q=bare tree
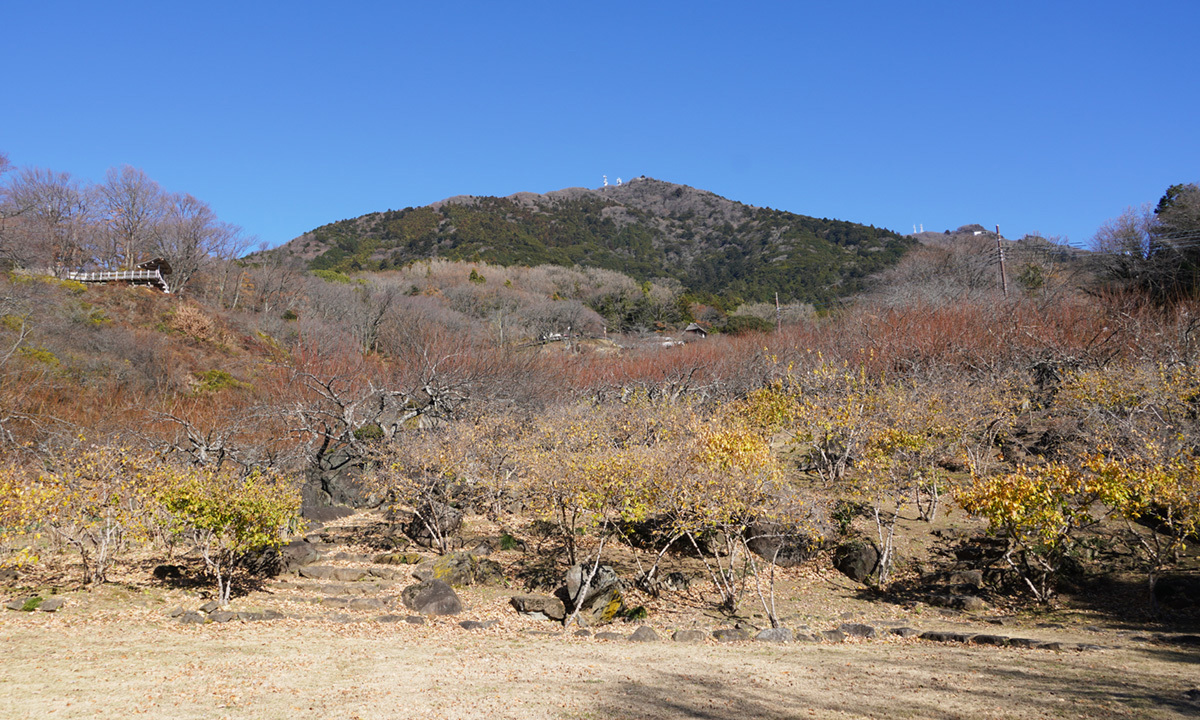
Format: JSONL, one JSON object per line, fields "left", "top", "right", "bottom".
{"left": 240, "top": 252, "right": 305, "bottom": 314}
{"left": 95, "top": 165, "right": 165, "bottom": 270}
{"left": 154, "top": 192, "right": 248, "bottom": 294}
{"left": 4, "top": 167, "right": 92, "bottom": 272}
{"left": 0, "top": 153, "right": 31, "bottom": 269}
{"left": 1093, "top": 186, "right": 1200, "bottom": 300}
{"left": 307, "top": 278, "right": 400, "bottom": 353}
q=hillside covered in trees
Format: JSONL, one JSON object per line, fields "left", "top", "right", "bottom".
{"left": 275, "top": 178, "right": 916, "bottom": 308}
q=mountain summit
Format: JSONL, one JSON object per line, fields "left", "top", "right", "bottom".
{"left": 277, "top": 178, "right": 914, "bottom": 306}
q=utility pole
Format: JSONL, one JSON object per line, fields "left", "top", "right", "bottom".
{"left": 775, "top": 292, "right": 782, "bottom": 332}
{"left": 997, "top": 224, "right": 1008, "bottom": 297}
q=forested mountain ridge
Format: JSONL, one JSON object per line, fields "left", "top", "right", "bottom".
{"left": 276, "top": 178, "right": 916, "bottom": 307}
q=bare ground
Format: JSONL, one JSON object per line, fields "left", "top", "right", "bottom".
{"left": 2, "top": 611, "right": 1198, "bottom": 720}
{"left": 4, "top": 509, "right": 1199, "bottom": 719}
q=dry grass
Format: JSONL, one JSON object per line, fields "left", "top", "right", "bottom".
{"left": 2, "top": 614, "right": 1197, "bottom": 720}
{"left": 4, "top": 508, "right": 1199, "bottom": 719}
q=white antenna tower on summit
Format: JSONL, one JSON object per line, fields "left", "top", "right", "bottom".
{"left": 603, "top": 175, "right": 608, "bottom": 187}
{"left": 616, "top": 177, "right": 622, "bottom": 186}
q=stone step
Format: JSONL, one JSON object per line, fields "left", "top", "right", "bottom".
{"left": 269, "top": 579, "right": 398, "bottom": 596}
{"left": 295, "top": 565, "right": 411, "bottom": 582}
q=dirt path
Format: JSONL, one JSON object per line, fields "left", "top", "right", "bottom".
{"left": 3, "top": 616, "right": 1196, "bottom": 720}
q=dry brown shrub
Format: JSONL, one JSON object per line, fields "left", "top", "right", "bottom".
{"left": 167, "top": 303, "right": 225, "bottom": 344}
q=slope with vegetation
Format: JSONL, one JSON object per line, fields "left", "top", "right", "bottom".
{"left": 1, "top": 149, "right": 1199, "bottom": 633}
{"left": 277, "top": 177, "right": 916, "bottom": 308}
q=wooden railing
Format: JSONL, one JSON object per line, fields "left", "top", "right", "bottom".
{"left": 66, "top": 269, "right": 169, "bottom": 292}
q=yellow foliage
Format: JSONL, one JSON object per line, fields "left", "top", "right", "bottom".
{"left": 959, "top": 463, "right": 1104, "bottom": 549}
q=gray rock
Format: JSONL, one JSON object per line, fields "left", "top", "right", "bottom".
{"left": 38, "top": 598, "right": 64, "bottom": 612}
{"left": 377, "top": 535, "right": 411, "bottom": 551}
{"left": 713, "top": 628, "right": 751, "bottom": 642}
{"left": 565, "top": 564, "right": 624, "bottom": 627}
{"left": 565, "top": 564, "right": 620, "bottom": 607}
{"left": 348, "top": 598, "right": 385, "bottom": 611}
{"left": 459, "top": 619, "right": 500, "bottom": 630}
{"left": 167, "top": 606, "right": 185, "bottom": 618}
{"left": 301, "top": 503, "right": 357, "bottom": 523}
{"left": 376, "top": 614, "right": 408, "bottom": 623}
{"left": 629, "top": 626, "right": 660, "bottom": 642}
{"left": 839, "top": 623, "right": 877, "bottom": 638}
{"left": 820, "top": 629, "right": 847, "bottom": 643}
{"left": 970, "top": 634, "right": 1010, "bottom": 646}
{"left": 320, "top": 597, "right": 352, "bottom": 608}
{"left": 957, "top": 595, "right": 989, "bottom": 612}
{"left": 510, "top": 594, "right": 566, "bottom": 621}
{"left": 152, "top": 564, "right": 185, "bottom": 581}
{"left": 209, "top": 610, "right": 237, "bottom": 623}
{"left": 298, "top": 566, "right": 367, "bottom": 582}
{"left": 374, "top": 552, "right": 422, "bottom": 565}
{"left": 755, "top": 627, "right": 794, "bottom": 643}
{"left": 793, "top": 632, "right": 822, "bottom": 642}
{"left": 920, "top": 631, "right": 973, "bottom": 643}
{"left": 413, "top": 553, "right": 505, "bottom": 587}
{"left": 889, "top": 627, "right": 921, "bottom": 638}
{"left": 573, "top": 585, "right": 625, "bottom": 627}
{"left": 400, "top": 579, "right": 462, "bottom": 615}
{"left": 280, "top": 539, "right": 322, "bottom": 572}
{"left": 5, "top": 596, "right": 39, "bottom": 611}
{"left": 406, "top": 501, "right": 463, "bottom": 548}
{"left": 302, "top": 446, "right": 376, "bottom": 511}
{"left": 199, "top": 601, "right": 221, "bottom": 613}
{"left": 368, "top": 567, "right": 407, "bottom": 580}
{"left": 947, "top": 569, "right": 984, "bottom": 588}
{"left": 673, "top": 629, "right": 708, "bottom": 643}
{"left": 746, "top": 520, "right": 821, "bottom": 567}
{"left": 1155, "top": 575, "right": 1200, "bottom": 611}
{"left": 1007, "top": 637, "right": 1040, "bottom": 648}
{"left": 178, "top": 611, "right": 207, "bottom": 624}
{"left": 574, "top": 629, "right": 592, "bottom": 637}
{"left": 833, "top": 541, "right": 880, "bottom": 583}
{"left": 594, "top": 631, "right": 626, "bottom": 641}
{"left": 930, "top": 593, "right": 989, "bottom": 612}
{"left": 404, "top": 615, "right": 426, "bottom": 625}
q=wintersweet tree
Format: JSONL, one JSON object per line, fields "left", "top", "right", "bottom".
{"left": 19, "top": 445, "right": 158, "bottom": 585}
{"left": 1086, "top": 453, "right": 1200, "bottom": 611}
{"left": 958, "top": 462, "right": 1109, "bottom": 601}
{"left": 662, "top": 417, "right": 796, "bottom": 619}
{"left": 157, "top": 466, "right": 303, "bottom": 605}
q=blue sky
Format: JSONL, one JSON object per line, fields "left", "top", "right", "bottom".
{"left": 3, "top": 1, "right": 1197, "bottom": 250}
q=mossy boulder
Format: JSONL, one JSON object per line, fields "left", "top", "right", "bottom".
{"left": 413, "top": 552, "right": 505, "bottom": 588}
{"left": 564, "top": 564, "right": 625, "bottom": 627}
